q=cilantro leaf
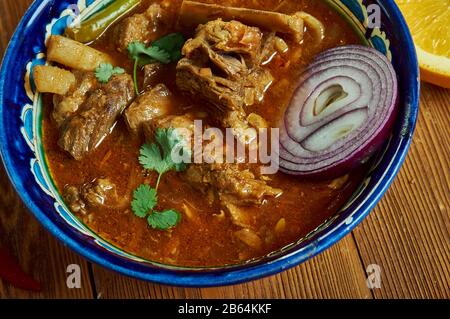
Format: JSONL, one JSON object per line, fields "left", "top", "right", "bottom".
{"left": 131, "top": 184, "right": 157, "bottom": 218}
{"left": 128, "top": 42, "right": 171, "bottom": 65}
{"left": 152, "top": 33, "right": 185, "bottom": 61}
{"left": 139, "top": 143, "right": 172, "bottom": 175}
{"left": 155, "top": 128, "right": 189, "bottom": 172}
{"left": 132, "top": 128, "right": 189, "bottom": 231}
{"left": 127, "top": 34, "right": 186, "bottom": 95}
{"left": 147, "top": 209, "right": 182, "bottom": 230}
{"left": 95, "top": 63, "right": 125, "bottom": 83}
{"left": 139, "top": 128, "right": 189, "bottom": 175}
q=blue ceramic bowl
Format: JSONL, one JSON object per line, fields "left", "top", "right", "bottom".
{"left": 0, "top": 0, "right": 419, "bottom": 287}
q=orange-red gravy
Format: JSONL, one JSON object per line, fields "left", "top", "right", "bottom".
{"left": 42, "top": 0, "right": 364, "bottom": 267}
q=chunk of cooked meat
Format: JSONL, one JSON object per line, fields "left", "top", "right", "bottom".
{"left": 176, "top": 19, "right": 273, "bottom": 131}
{"left": 222, "top": 110, "right": 249, "bottom": 131}
{"left": 177, "top": 59, "right": 244, "bottom": 111}
{"left": 143, "top": 63, "right": 165, "bottom": 88}
{"left": 81, "top": 178, "right": 116, "bottom": 207}
{"left": 124, "top": 84, "right": 173, "bottom": 135}
{"left": 113, "top": 3, "right": 167, "bottom": 53}
{"left": 247, "top": 112, "right": 268, "bottom": 129}
{"left": 64, "top": 185, "right": 87, "bottom": 215}
{"left": 146, "top": 114, "right": 282, "bottom": 207}
{"left": 243, "top": 67, "right": 274, "bottom": 106}
{"left": 59, "top": 74, "right": 135, "bottom": 160}
{"left": 213, "top": 109, "right": 267, "bottom": 146}
{"left": 257, "top": 33, "right": 289, "bottom": 66}
{"left": 219, "top": 109, "right": 255, "bottom": 146}
{"left": 191, "top": 19, "right": 263, "bottom": 63}
{"left": 179, "top": 1, "right": 304, "bottom": 42}
{"left": 52, "top": 71, "right": 98, "bottom": 127}
{"left": 184, "top": 163, "right": 282, "bottom": 206}
{"left": 64, "top": 178, "right": 122, "bottom": 214}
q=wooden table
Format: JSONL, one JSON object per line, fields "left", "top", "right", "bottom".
{"left": 0, "top": 0, "right": 448, "bottom": 299}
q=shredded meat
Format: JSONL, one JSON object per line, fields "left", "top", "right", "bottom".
{"left": 176, "top": 19, "right": 273, "bottom": 138}
{"left": 124, "top": 84, "right": 173, "bottom": 135}
{"left": 52, "top": 71, "right": 98, "bottom": 127}
{"left": 113, "top": 3, "right": 168, "bottom": 53}
{"left": 177, "top": 59, "right": 244, "bottom": 111}
{"left": 243, "top": 67, "right": 274, "bottom": 106}
{"left": 192, "top": 19, "right": 263, "bottom": 64}
{"left": 81, "top": 178, "right": 117, "bottom": 207}
{"left": 184, "top": 163, "right": 282, "bottom": 206}
{"left": 177, "top": 19, "right": 273, "bottom": 109}
{"left": 64, "top": 178, "right": 117, "bottom": 215}
{"left": 143, "top": 63, "right": 165, "bottom": 88}
{"left": 64, "top": 185, "right": 87, "bottom": 215}
{"left": 59, "top": 74, "right": 135, "bottom": 160}
{"left": 143, "top": 113, "right": 281, "bottom": 206}
{"left": 234, "top": 228, "right": 263, "bottom": 250}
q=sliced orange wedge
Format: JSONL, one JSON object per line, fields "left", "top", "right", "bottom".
{"left": 396, "top": 0, "right": 450, "bottom": 88}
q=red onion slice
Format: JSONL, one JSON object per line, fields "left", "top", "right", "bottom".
{"left": 279, "top": 45, "right": 398, "bottom": 177}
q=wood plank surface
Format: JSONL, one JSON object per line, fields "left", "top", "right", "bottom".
{"left": 0, "top": 0, "right": 448, "bottom": 299}
{"left": 90, "top": 235, "right": 372, "bottom": 299}
{"left": 352, "top": 83, "right": 450, "bottom": 299}
{"left": 0, "top": 165, "right": 94, "bottom": 299}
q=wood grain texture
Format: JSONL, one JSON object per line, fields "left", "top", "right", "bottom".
{"left": 0, "top": 0, "right": 448, "bottom": 299}
{"left": 0, "top": 0, "right": 32, "bottom": 57}
{"left": 91, "top": 235, "right": 372, "bottom": 299}
{"left": 0, "top": 166, "right": 94, "bottom": 299}
{"left": 352, "top": 83, "right": 450, "bottom": 299}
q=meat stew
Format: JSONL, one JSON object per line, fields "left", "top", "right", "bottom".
{"left": 36, "top": 0, "right": 370, "bottom": 267}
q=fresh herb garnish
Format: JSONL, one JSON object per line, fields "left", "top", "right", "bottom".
{"left": 131, "top": 184, "right": 157, "bottom": 218}
{"left": 139, "top": 128, "right": 188, "bottom": 189}
{"left": 95, "top": 63, "right": 125, "bottom": 83}
{"left": 127, "top": 33, "right": 186, "bottom": 95}
{"left": 131, "top": 185, "right": 181, "bottom": 230}
{"left": 131, "top": 128, "right": 190, "bottom": 231}
{"left": 147, "top": 209, "right": 182, "bottom": 231}
{"left": 128, "top": 42, "right": 171, "bottom": 65}
{"left": 152, "top": 33, "right": 185, "bottom": 61}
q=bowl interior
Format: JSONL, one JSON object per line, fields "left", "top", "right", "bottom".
{"left": 0, "top": 0, "right": 419, "bottom": 286}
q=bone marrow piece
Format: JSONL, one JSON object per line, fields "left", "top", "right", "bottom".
{"left": 179, "top": 1, "right": 304, "bottom": 42}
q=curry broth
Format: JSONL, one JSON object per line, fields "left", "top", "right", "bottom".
{"left": 43, "top": 0, "right": 364, "bottom": 266}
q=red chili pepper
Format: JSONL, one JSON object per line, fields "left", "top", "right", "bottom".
{"left": 0, "top": 245, "right": 42, "bottom": 291}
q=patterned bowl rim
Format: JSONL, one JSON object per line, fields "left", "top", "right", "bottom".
{"left": 0, "top": 0, "right": 419, "bottom": 287}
